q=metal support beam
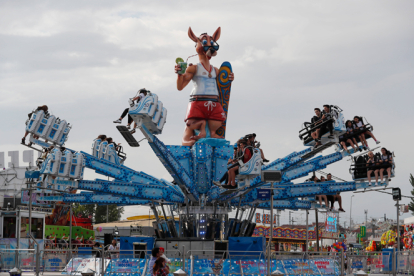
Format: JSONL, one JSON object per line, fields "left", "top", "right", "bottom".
{"left": 315, "top": 209, "right": 320, "bottom": 252}
{"left": 306, "top": 210, "right": 309, "bottom": 255}
{"left": 267, "top": 181, "right": 275, "bottom": 276}
{"left": 229, "top": 198, "right": 242, "bottom": 238}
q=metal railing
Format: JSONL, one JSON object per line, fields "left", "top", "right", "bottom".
{"left": 347, "top": 250, "right": 394, "bottom": 275}
{"left": 1, "top": 247, "right": 413, "bottom": 276}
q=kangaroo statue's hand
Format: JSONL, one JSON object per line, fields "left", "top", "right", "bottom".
{"left": 174, "top": 64, "right": 181, "bottom": 74}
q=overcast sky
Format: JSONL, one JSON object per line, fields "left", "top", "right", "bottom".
{"left": 0, "top": 1, "right": 413, "bottom": 226}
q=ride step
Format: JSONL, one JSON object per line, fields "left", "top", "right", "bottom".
{"left": 302, "top": 141, "right": 336, "bottom": 159}
{"left": 116, "top": 126, "right": 140, "bottom": 147}
{"left": 219, "top": 188, "right": 240, "bottom": 196}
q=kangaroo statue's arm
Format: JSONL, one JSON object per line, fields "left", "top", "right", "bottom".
{"left": 176, "top": 64, "right": 197, "bottom": 91}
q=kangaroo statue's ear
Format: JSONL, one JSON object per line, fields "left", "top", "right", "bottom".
{"left": 212, "top": 27, "right": 221, "bottom": 42}
{"left": 188, "top": 27, "right": 198, "bottom": 43}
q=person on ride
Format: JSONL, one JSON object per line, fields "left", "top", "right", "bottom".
{"left": 378, "top": 147, "right": 393, "bottom": 184}
{"left": 366, "top": 151, "right": 379, "bottom": 186}
{"left": 326, "top": 174, "right": 345, "bottom": 212}
{"left": 213, "top": 144, "right": 241, "bottom": 187}
{"left": 313, "top": 176, "right": 329, "bottom": 208}
{"left": 321, "top": 105, "right": 334, "bottom": 138}
{"left": 104, "top": 137, "right": 121, "bottom": 151}
{"left": 247, "top": 133, "right": 269, "bottom": 163}
{"left": 22, "top": 105, "right": 49, "bottom": 145}
{"left": 113, "top": 88, "right": 148, "bottom": 134}
{"left": 338, "top": 126, "right": 358, "bottom": 154}
{"left": 223, "top": 140, "right": 252, "bottom": 189}
{"left": 310, "top": 108, "right": 324, "bottom": 148}
{"left": 353, "top": 116, "right": 380, "bottom": 150}
{"left": 345, "top": 120, "right": 361, "bottom": 152}
{"left": 326, "top": 173, "right": 334, "bottom": 181}
{"left": 97, "top": 134, "right": 107, "bottom": 141}
{"left": 244, "top": 135, "right": 254, "bottom": 156}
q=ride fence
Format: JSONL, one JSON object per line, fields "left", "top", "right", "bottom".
{"left": 186, "top": 250, "right": 266, "bottom": 275}
{"left": 346, "top": 250, "right": 393, "bottom": 275}
{"left": 395, "top": 250, "right": 414, "bottom": 275}
{"left": 271, "top": 251, "right": 341, "bottom": 275}
{"left": 1, "top": 247, "right": 412, "bottom": 276}
{"left": 0, "top": 249, "right": 37, "bottom": 271}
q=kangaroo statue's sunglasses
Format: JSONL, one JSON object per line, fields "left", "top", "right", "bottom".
{"left": 197, "top": 38, "right": 220, "bottom": 52}
{"left": 203, "top": 43, "right": 219, "bottom": 52}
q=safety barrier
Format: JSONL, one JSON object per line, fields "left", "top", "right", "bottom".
{"left": 347, "top": 250, "right": 393, "bottom": 275}
{"left": 2, "top": 248, "right": 413, "bottom": 276}
{"left": 272, "top": 251, "right": 341, "bottom": 275}
{"left": 395, "top": 250, "right": 414, "bottom": 275}
{"left": 0, "top": 249, "right": 36, "bottom": 271}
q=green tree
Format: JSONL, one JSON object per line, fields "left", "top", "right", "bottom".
{"left": 72, "top": 203, "right": 124, "bottom": 224}
{"left": 95, "top": 205, "right": 124, "bottom": 224}
{"left": 73, "top": 203, "right": 95, "bottom": 219}
{"left": 409, "top": 174, "right": 414, "bottom": 215}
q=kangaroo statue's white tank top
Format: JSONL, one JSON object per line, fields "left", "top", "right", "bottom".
{"left": 190, "top": 63, "right": 219, "bottom": 97}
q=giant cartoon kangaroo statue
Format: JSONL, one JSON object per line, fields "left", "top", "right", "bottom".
{"left": 175, "top": 27, "right": 234, "bottom": 146}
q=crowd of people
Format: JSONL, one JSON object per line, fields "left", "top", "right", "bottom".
{"left": 309, "top": 173, "right": 345, "bottom": 212}
{"left": 309, "top": 105, "right": 380, "bottom": 153}
{"left": 213, "top": 133, "right": 268, "bottom": 190}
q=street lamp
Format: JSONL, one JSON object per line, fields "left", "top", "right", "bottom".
{"left": 349, "top": 195, "right": 355, "bottom": 230}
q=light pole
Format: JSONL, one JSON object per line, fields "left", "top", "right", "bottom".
{"left": 289, "top": 211, "right": 293, "bottom": 225}
{"left": 349, "top": 195, "right": 354, "bottom": 230}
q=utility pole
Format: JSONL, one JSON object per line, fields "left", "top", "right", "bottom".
{"left": 364, "top": 210, "right": 368, "bottom": 227}
{"left": 396, "top": 200, "right": 400, "bottom": 252}
{"left": 289, "top": 211, "right": 293, "bottom": 225}
{"left": 276, "top": 210, "right": 280, "bottom": 227}
{"left": 350, "top": 195, "right": 354, "bottom": 230}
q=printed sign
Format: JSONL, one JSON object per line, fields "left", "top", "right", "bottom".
{"left": 257, "top": 189, "right": 271, "bottom": 200}
{"left": 105, "top": 258, "right": 145, "bottom": 275}
{"left": 325, "top": 212, "right": 338, "bottom": 233}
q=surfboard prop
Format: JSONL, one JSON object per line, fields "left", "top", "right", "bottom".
{"left": 216, "top": 62, "right": 233, "bottom": 138}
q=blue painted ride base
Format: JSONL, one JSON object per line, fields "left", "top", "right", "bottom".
{"left": 197, "top": 138, "right": 230, "bottom": 147}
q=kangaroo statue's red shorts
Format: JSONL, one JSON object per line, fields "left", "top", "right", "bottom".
{"left": 184, "top": 100, "right": 226, "bottom": 122}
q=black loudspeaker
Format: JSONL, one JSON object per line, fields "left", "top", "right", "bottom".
{"left": 104, "top": 234, "right": 113, "bottom": 247}
{"left": 245, "top": 222, "right": 256, "bottom": 237}
{"left": 215, "top": 241, "right": 228, "bottom": 259}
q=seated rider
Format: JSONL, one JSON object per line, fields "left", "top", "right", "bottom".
{"left": 213, "top": 144, "right": 241, "bottom": 187}
{"left": 22, "top": 105, "right": 49, "bottom": 145}
{"left": 338, "top": 129, "right": 358, "bottom": 154}
{"left": 378, "top": 147, "right": 393, "bottom": 185}
{"left": 104, "top": 137, "right": 121, "bottom": 152}
{"left": 310, "top": 108, "right": 324, "bottom": 148}
{"left": 345, "top": 120, "right": 361, "bottom": 152}
{"left": 96, "top": 134, "right": 107, "bottom": 141}
{"left": 366, "top": 151, "right": 379, "bottom": 186}
{"left": 325, "top": 173, "right": 345, "bottom": 212}
{"left": 222, "top": 139, "right": 252, "bottom": 189}
{"left": 247, "top": 133, "right": 269, "bottom": 163}
{"left": 353, "top": 116, "right": 380, "bottom": 150}
{"left": 321, "top": 105, "right": 334, "bottom": 138}
{"left": 313, "top": 176, "right": 329, "bottom": 208}
{"left": 113, "top": 89, "right": 148, "bottom": 134}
